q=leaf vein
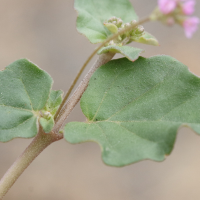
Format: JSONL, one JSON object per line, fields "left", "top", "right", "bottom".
{"left": 0, "top": 116, "right": 35, "bottom": 131}
{"left": 8, "top": 67, "right": 34, "bottom": 110}
{"left": 91, "top": 66, "right": 136, "bottom": 121}
{"left": 96, "top": 123, "right": 115, "bottom": 149}
{"left": 118, "top": 123, "right": 158, "bottom": 144}
{"left": 106, "top": 70, "right": 172, "bottom": 121}
{"left": 158, "top": 94, "right": 200, "bottom": 121}
{"left": 0, "top": 104, "right": 33, "bottom": 112}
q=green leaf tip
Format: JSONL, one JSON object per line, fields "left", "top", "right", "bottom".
{"left": 132, "top": 31, "right": 159, "bottom": 46}
{"left": 0, "top": 59, "right": 53, "bottom": 142}
{"left": 64, "top": 55, "right": 200, "bottom": 167}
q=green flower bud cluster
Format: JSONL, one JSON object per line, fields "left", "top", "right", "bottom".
{"left": 120, "top": 20, "right": 145, "bottom": 39}
{"left": 104, "top": 17, "right": 145, "bottom": 46}
{"left": 40, "top": 108, "right": 55, "bottom": 133}
{"left": 106, "top": 16, "right": 123, "bottom": 28}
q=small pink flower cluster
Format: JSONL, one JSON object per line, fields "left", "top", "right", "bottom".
{"left": 158, "top": 0, "right": 199, "bottom": 38}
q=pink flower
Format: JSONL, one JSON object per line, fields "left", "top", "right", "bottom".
{"left": 158, "top": 0, "right": 177, "bottom": 14}
{"left": 182, "top": 0, "right": 196, "bottom": 15}
{"left": 183, "top": 17, "right": 199, "bottom": 38}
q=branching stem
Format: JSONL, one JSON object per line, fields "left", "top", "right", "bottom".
{"left": 0, "top": 16, "right": 150, "bottom": 199}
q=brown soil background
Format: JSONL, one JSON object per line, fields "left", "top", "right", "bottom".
{"left": 0, "top": 0, "right": 200, "bottom": 199}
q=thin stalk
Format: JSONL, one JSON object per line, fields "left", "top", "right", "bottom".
{"left": 54, "top": 17, "right": 150, "bottom": 120}
{"left": 54, "top": 52, "right": 97, "bottom": 120}
{"left": 54, "top": 56, "right": 90, "bottom": 120}
{"left": 0, "top": 128, "right": 62, "bottom": 200}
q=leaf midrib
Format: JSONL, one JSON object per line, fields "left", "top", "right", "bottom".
{"left": 0, "top": 104, "right": 33, "bottom": 112}
{"left": 90, "top": 62, "right": 172, "bottom": 122}
{"left": 96, "top": 121, "right": 159, "bottom": 149}
{"left": 0, "top": 116, "right": 35, "bottom": 131}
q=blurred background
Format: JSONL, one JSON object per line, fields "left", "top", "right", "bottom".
{"left": 0, "top": 0, "right": 200, "bottom": 199}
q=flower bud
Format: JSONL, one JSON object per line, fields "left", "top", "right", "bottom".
{"left": 136, "top": 25, "right": 145, "bottom": 34}
{"left": 117, "top": 18, "right": 123, "bottom": 27}
{"left": 108, "top": 40, "right": 116, "bottom": 46}
{"left": 120, "top": 23, "right": 131, "bottom": 37}
{"left": 124, "top": 23, "right": 130, "bottom": 28}
{"left": 108, "top": 16, "right": 118, "bottom": 23}
{"left": 43, "top": 111, "right": 52, "bottom": 120}
{"left": 130, "top": 20, "right": 137, "bottom": 25}
{"left": 166, "top": 17, "right": 175, "bottom": 26}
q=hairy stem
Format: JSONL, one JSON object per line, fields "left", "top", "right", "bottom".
{"left": 53, "top": 52, "right": 115, "bottom": 132}
{"left": 0, "top": 16, "right": 151, "bottom": 199}
{"left": 54, "top": 17, "right": 150, "bottom": 119}
{"left": 0, "top": 128, "right": 62, "bottom": 199}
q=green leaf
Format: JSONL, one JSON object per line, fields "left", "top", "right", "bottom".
{"left": 0, "top": 59, "right": 52, "bottom": 142}
{"left": 44, "top": 90, "right": 63, "bottom": 115}
{"left": 40, "top": 117, "right": 54, "bottom": 133}
{"left": 132, "top": 31, "right": 159, "bottom": 46}
{"left": 75, "top": 0, "right": 138, "bottom": 43}
{"left": 98, "top": 46, "right": 144, "bottom": 61}
{"left": 65, "top": 56, "right": 200, "bottom": 167}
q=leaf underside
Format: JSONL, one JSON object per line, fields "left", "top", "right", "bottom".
{"left": 98, "top": 46, "right": 144, "bottom": 61}
{"left": 65, "top": 56, "right": 200, "bottom": 167}
{"left": 0, "top": 59, "right": 52, "bottom": 142}
{"left": 75, "top": 0, "right": 138, "bottom": 43}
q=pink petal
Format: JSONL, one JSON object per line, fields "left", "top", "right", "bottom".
{"left": 182, "top": 0, "right": 196, "bottom": 15}
{"left": 183, "top": 17, "right": 199, "bottom": 38}
{"left": 158, "top": 0, "right": 177, "bottom": 14}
